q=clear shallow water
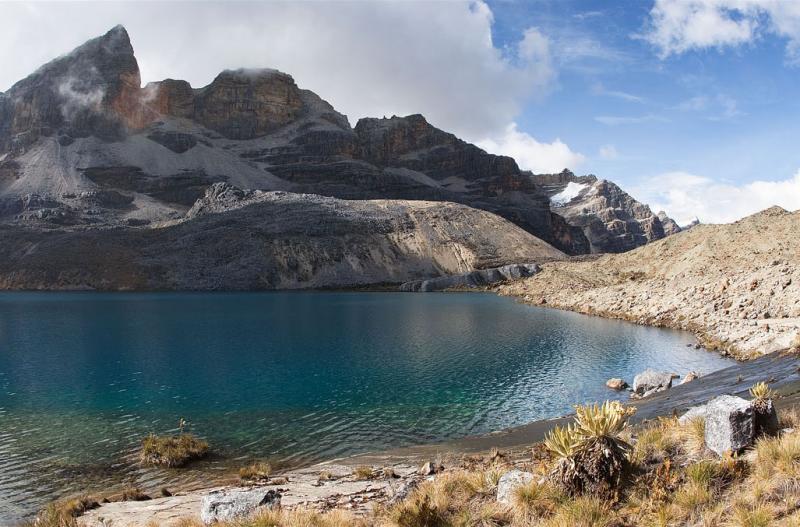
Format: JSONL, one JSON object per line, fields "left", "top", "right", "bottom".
{"left": 0, "top": 292, "right": 733, "bottom": 521}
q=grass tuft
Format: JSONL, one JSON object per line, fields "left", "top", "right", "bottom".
{"left": 140, "top": 433, "right": 209, "bottom": 468}
{"left": 239, "top": 462, "right": 272, "bottom": 482}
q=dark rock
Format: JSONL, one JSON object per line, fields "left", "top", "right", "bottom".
{"left": 399, "top": 263, "right": 540, "bottom": 292}
{"left": 753, "top": 398, "right": 779, "bottom": 437}
{"left": 147, "top": 130, "right": 198, "bottom": 153}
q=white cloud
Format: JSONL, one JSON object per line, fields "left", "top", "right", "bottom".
{"left": 598, "top": 145, "right": 619, "bottom": 160}
{"left": 595, "top": 114, "right": 669, "bottom": 125}
{"left": 674, "top": 94, "right": 741, "bottom": 119}
{"left": 477, "top": 123, "right": 585, "bottom": 174}
{"left": 632, "top": 170, "right": 800, "bottom": 225}
{"left": 643, "top": 0, "right": 800, "bottom": 63}
{"left": 0, "top": 1, "right": 556, "bottom": 143}
{"left": 592, "top": 84, "right": 646, "bottom": 103}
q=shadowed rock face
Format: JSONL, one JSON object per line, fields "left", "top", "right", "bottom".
{"left": 0, "top": 183, "right": 565, "bottom": 291}
{"left": 0, "top": 26, "right": 668, "bottom": 273}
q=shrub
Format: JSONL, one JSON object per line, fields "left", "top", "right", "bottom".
{"left": 749, "top": 382, "right": 775, "bottom": 401}
{"left": 140, "top": 433, "right": 209, "bottom": 468}
{"left": 545, "top": 401, "right": 634, "bottom": 497}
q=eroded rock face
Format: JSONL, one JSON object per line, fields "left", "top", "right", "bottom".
{"left": 534, "top": 170, "right": 678, "bottom": 253}
{"left": 193, "top": 69, "right": 304, "bottom": 139}
{"left": 399, "top": 263, "right": 541, "bottom": 292}
{"left": 658, "top": 211, "right": 682, "bottom": 236}
{"left": 0, "top": 185, "right": 565, "bottom": 290}
{"left": 1, "top": 25, "right": 143, "bottom": 151}
{"left": 0, "top": 25, "right": 672, "bottom": 278}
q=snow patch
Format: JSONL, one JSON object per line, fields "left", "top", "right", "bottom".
{"left": 550, "top": 182, "right": 587, "bottom": 206}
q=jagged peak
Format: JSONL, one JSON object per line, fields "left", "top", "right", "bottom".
{"left": 8, "top": 25, "right": 138, "bottom": 96}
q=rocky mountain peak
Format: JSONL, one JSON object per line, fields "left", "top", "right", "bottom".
{"left": 1, "top": 24, "right": 142, "bottom": 151}
{"left": 657, "top": 211, "right": 681, "bottom": 235}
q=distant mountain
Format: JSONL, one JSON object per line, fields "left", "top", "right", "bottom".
{"left": 0, "top": 27, "right": 679, "bottom": 289}
{"left": 532, "top": 170, "right": 679, "bottom": 253}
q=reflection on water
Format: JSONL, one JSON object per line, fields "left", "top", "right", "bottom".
{"left": 0, "top": 292, "right": 734, "bottom": 522}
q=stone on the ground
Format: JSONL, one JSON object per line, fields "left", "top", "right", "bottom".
{"left": 200, "top": 488, "right": 281, "bottom": 524}
{"left": 418, "top": 461, "right": 444, "bottom": 476}
{"left": 678, "top": 404, "right": 708, "bottom": 425}
{"left": 606, "top": 378, "right": 628, "bottom": 390}
{"left": 753, "top": 398, "right": 780, "bottom": 436}
{"left": 496, "top": 470, "right": 534, "bottom": 505}
{"left": 632, "top": 369, "right": 674, "bottom": 397}
{"left": 681, "top": 371, "right": 699, "bottom": 384}
{"left": 704, "top": 395, "right": 754, "bottom": 456}
{"left": 388, "top": 479, "right": 418, "bottom": 504}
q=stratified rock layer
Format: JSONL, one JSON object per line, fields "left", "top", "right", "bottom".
{"left": 0, "top": 26, "right": 674, "bottom": 262}
{"left": 0, "top": 184, "right": 564, "bottom": 290}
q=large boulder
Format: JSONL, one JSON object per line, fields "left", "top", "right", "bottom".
{"left": 632, "top": 369, "right": 674, "bottom": 397}
{"left": 200, "top": 488, "right": 281, "bottom": 524}
{"left": 496, "top": 470, "right": 534, "bottom": 505}
{"left": 704, "top": 395, "right": 754, "bottom": 456}
{"left": 753, "top": 398, "right": 780, "bottom": 437}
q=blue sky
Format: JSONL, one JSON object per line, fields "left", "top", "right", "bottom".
{"left": 0, "top": 0, "right": 798, "bottom": 224}
{"left": 487, "top": 1, "right": 800, "bottom": 209}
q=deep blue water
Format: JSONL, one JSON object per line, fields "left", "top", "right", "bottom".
{"left": 0, "top": 292, "right": 733, "bottom": 521}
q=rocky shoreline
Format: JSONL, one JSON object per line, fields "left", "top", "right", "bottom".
{"left": 77, "top": 351, "right": 800, "bottom": 526}
{"left": 496, "top": 207, "right": 800, "bottom": 359}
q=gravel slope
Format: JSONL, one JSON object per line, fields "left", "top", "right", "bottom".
{"left": 497, "top": 206, "right": 800, "bottom": 358}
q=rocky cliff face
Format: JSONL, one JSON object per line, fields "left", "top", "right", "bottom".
{"left": 533, "top": 170, "right": 678, "bottom": 253}
{"left": 658, "top": 211, "right": 682, "bottom": 235}
{"left": 0, "top": 183, "right": 564, "bottom": 290}
{"left": 0, "top": 27, "right": 677, "bottom": 290}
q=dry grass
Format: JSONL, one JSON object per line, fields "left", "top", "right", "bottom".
{"left": 24, "top": 403, "right": 800, "bottom": 527}
{"left": 140, "top": 433, "right": 209, "bottom": 468}
{"left": 239, "top": 462, "right": 272, "bottom": 482}
{"left": 353, "top": 465, "right": 375, "bottom": 481}
{"left": 119, "top": 485, "right": 150, "bottom": 502}
{"left": 16, "top": 496, "right": 99, "bottom": 527}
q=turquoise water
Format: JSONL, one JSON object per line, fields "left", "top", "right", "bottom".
{"left": 0, "top": 292, "right": 733, "bottom": 521}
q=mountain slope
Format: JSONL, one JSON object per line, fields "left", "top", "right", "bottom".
{"left": 497, "top": 206, "right": 800, "bottom": 357}
{"left": 0, "top": 26, "right": 671, "bottom": 257}
{"left": 0, "top": 183, "right": 564, "bottom": 290}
